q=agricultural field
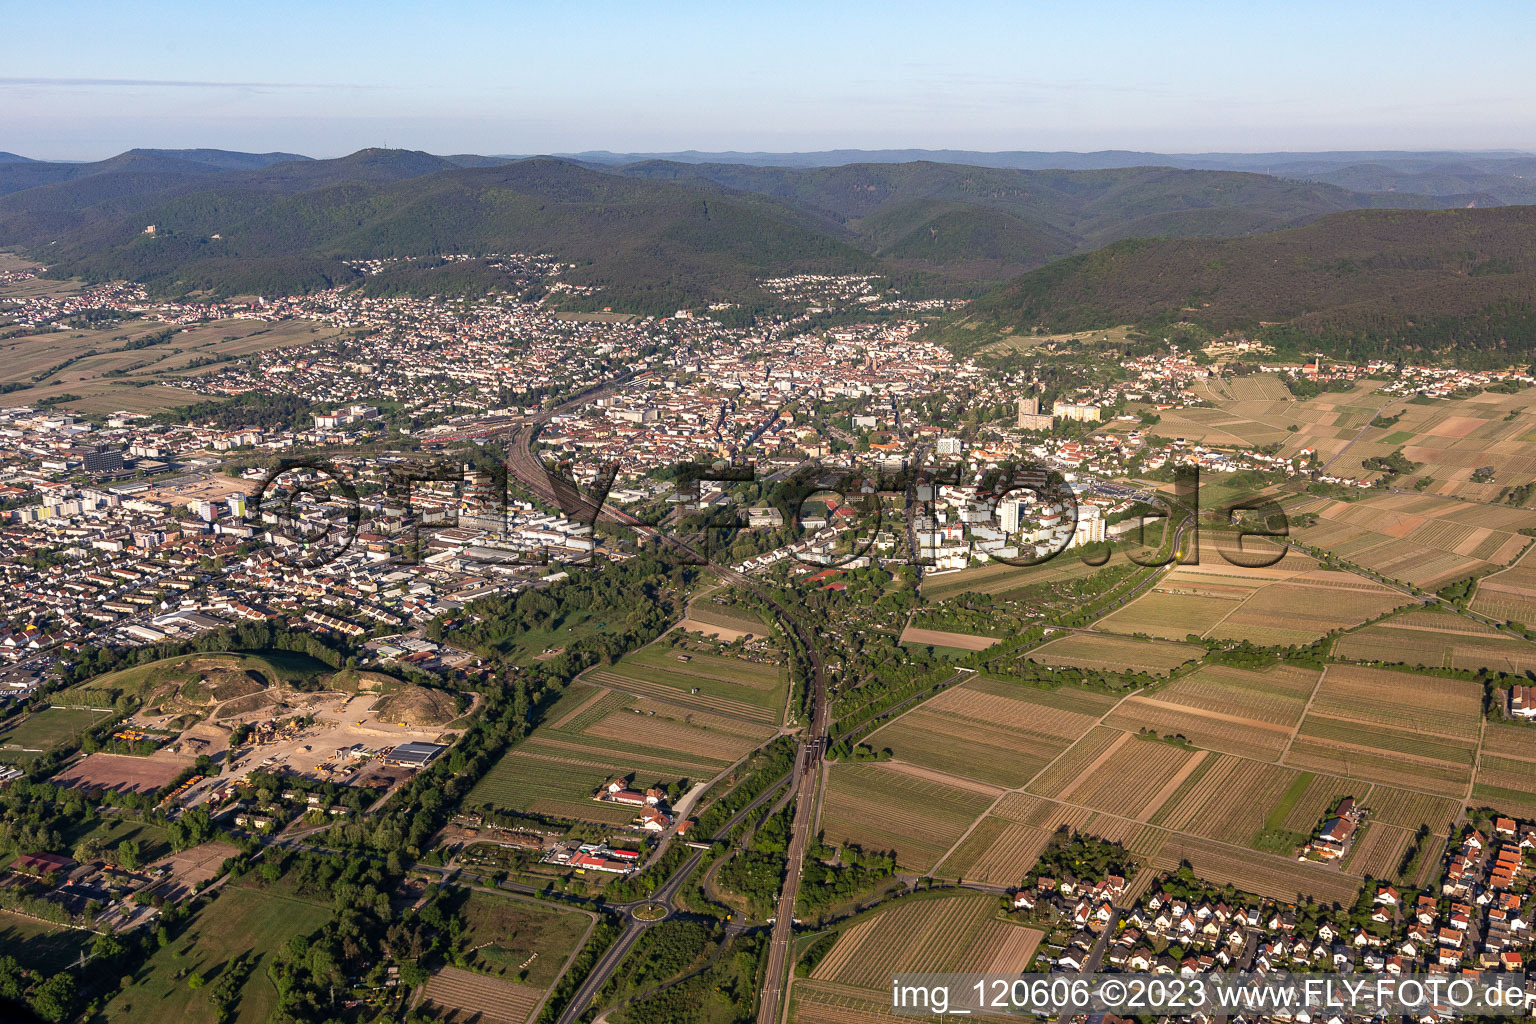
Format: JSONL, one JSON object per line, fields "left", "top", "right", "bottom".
{"left": 1282, "top": 665, "right": 1482, "bottom": 796}
{"left": 421, "top": 968, "right": 545, "bottom": 1024}
{"left": 469, "top": 752, "right": 666, "bottom": 826}
{"left": 1341, "top": 822, "right": 1420, "bottom": 881}
{"left": 98, "top": 880, "right": 331, "bottom": 1024}
{"left": 1025, "top": 727, "right": 1127, "bottom": 799}
{"left": 990, "top": 792, "right": 1094, "bottom": 833}
{"left": 1284, "top": 735, "right": 1471, "bottom": 797}
{"left": 1140, "top": 402, "right": 1297, "bottom": 450}
{"left": 1105, "top": 536, "right": 1407, "bottom": 646}
{"left": 870, "top": 677, "right": 1115, "bottom": 788}
{"left": 1471, "top": 722, "right": 1536, "bottom": 818}
{"left": 1471, "top": 544, "right": 1536, "bottom": 628}
{"left": 592, "top": 638, "right": 788, "bottom": 724}
{"left": 898, "top": 626, "right": 1002, "bottom": 650}
{"left": 1340, "top": 390, "right": 1536, "bottom": 500}
{"left": 1044, "top": 734, "right": 1205, "bottom": 821}
{"left": 1149, "top": 663, "right": 1316, "bottom": 724}
{"left": 1150, "top": 833, "right": 1364, "bottom": 906}
{"left": 807, "top": 893, "right": 1042, "bottom": 991}
{"left": 932, "top": 815, "right": 1054, "bottom": 885}
{"left": 1104, "top": 692, "right": 1297, "bottom": 761}
{"left": 818, "top": 762, "right": 998, "bottom": 872}
{"left": 1025, "top": 632, "right": 1201, "bottom": 676}
{"left": 470, "top": 673, "right": 774, "bottom": 824}
{"left": 791, "top": 985, "right": 919, "bottom": 1024}
{"left": 1213, "top": 372, "right": 1295, "bottom": 404}
{"left": 1290, "top": 492, "right": 1536, "bottom": 590}
{"left": 466, "top": 696, "right": 749, "bottom": 835}
{"left": 0, "top": 315, "right": 346, "bottom": 415}
{"left": 538, "top": 684, "right": 774, "bottom": 766}
{"left": 1203, "top": 573, "right": 1408, "bottom": 646}
{"left": 0, "top": 706, "right": 115, "bottom": 764}
{"left": 1304, "top": 664, "right": 1483, "bottom": 739}
{"left": 921, "top": 556, "right": 1108, "bottom": 601}
{"left": 1187, "top": 379, "right": 1536, "bottom": 502}
{"left": 684, "top": 596, "right": 769, "bottom": 637}
{"left": 1360, "top": 785, "right": 1460, "bottom": 834}
{"left": 1334, "top": 608, "right": 1536, "bottom": 673}
{"left": 1094, "top": 589, "right": 1241, "bottom": 640}
{"left": 1289, "top": 672, "right": 1478, "bottom": 787}
{"left": 1149, "top": 755, "right": 1303, "bottom": 845}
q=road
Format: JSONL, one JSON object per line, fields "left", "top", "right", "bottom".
{"left": 553, "top": 848, "right": 704, "bottom": 1024}
{"left": 502, "top": 381, "right": 829, "bottom": 1024}
{"left": 506, "top": 387, "right": 830, "bottom": 1024}
{"left": 755, "top": 737, "right": 821, "bottom": 1024}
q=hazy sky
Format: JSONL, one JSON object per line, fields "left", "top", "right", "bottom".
{"left": 3, "top": 0, "right": 1534, "bottom": 160}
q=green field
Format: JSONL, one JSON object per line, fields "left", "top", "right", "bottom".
{"left": 449, "top": 889, "right": 590, "bottom": 985}
{"left": 100, "top": 882, "right": 331, "bottom": 1024}
{"left": 65, "top": 817, "right": 173, "bottom": 864}
{"left": 468, "top": 748, "right": 652, "bottom": 824}
{"left": 592, "top": 640, "right": 788, "bottom": 724}
{"left": 686, "top": 598, "right": 769, "bottom": 636}
{"left": 0, "top": 910, "right": 92, "bottom": 974}
{"left": 0, "top": 706, "right": 115, "bottom": 764}
{"left": 468, "top": 679, "right": 774, "bottom": 823}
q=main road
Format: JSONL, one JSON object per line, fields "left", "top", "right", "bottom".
{"left": 502, "top": 383, "right": 830, "bottom": 1024}
{"left": 552, "top": 847, "right": 704, "bottom": 1024}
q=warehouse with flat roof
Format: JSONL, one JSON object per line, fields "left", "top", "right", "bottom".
{"left": 383, "top": 741, "right": 446, "bottom": 769}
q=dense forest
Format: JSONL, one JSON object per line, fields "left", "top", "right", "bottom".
{"left": 933, "top": 206, "right": 1536, "bottom": 365}
{"left": 0, "top": 148, "right": 1479, "bottom": 314}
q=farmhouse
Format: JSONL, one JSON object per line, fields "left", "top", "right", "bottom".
{"left": 637, "top": 807, "right": 671, "bottom": 831}
{"left": 1305, "top": 796, "right": 1362, "bottom": 860}
{"left": 1511, "top": 685, "right": 1536, "bottom": 719}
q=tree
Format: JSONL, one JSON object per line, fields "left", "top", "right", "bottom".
{"left": 118, "top": 838, "right": 142, "bottom": 871}
{"left": 91, "top": 932, "right": 125, "bottom": 961}
{"left": 0, "top": 955, "right": 22, "bottom": 1002}
{"left": 29, "top": 972, "right": 76, "bottom": 1023}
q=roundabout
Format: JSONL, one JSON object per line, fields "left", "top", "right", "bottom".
{"left": 631, "top": 902, "right": 669, "bottom": 922}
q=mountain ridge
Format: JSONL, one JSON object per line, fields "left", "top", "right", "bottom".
{"left": 931, "top": 205, "right": 1536, "bottom": 365}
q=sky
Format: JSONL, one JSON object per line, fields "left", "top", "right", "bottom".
{"left": 3, "top": 0, "right": 1534, "bottom": 161}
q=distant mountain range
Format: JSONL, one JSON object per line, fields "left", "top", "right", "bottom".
{"left": 562, "top": 148, "right": 1536, "bottom": 203}
{"left": 3, "top": 146, "right": 1536, "bottom": 352}
{"left": 1, "top": 145, "right": 1521, "bottom": 314}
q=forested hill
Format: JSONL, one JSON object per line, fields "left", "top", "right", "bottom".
{"left": 931, "top": 206, "right": 1536, "bottom": 365}
{"left": 0, "top": 146, "right": 1490, "bottom": 313}
{"left": 4, "top": 156, "right": 882, "bottom": 312}
{"left": 612, "top": 160, "right": 1464, "bottom": 280}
